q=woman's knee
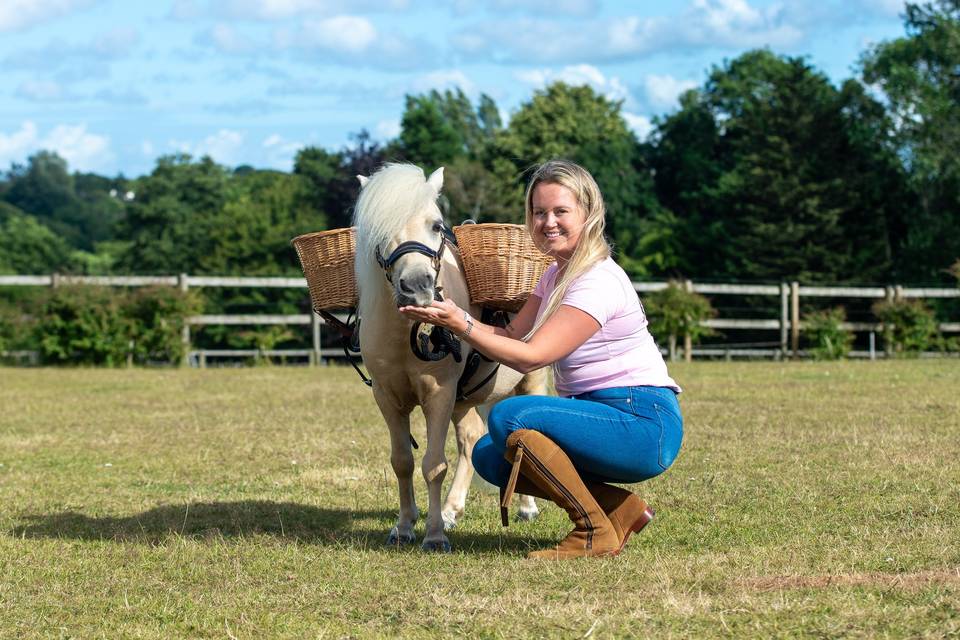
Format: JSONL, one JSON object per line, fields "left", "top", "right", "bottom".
{"left": 487, "top": 396, "right": 534, "bottom": 445}
{"left": 471, "top": 435, "right": 506, "bottom": 487}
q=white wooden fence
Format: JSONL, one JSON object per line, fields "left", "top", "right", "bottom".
{"left": 1, "top": 274, "right": 958, "bottom": 366}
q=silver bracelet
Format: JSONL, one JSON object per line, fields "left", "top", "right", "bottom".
{"left": 462, "top": 310, "right": 474, "bottom": 337}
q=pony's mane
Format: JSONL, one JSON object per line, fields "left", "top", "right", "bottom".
{"left": 353, "top": 163, "right": 440, "bottom": 299}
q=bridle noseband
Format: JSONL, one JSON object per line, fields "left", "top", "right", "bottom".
{"left": 375, "top": 225, "right": 462, "bottom": 363}
{"left": 375, "top": 228, "right": 450, "bottom": 284}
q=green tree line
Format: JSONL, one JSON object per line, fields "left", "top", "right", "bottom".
{"left": 3, "top": 1, "right": 960, "bottom": 286}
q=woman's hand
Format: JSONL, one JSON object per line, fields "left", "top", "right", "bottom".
{"left": 398, "top": 298, "right": 467, "bottom": 333}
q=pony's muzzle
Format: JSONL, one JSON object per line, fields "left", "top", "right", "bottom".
{"left": 395, "top": 269, "right": 436, "bottom": 307}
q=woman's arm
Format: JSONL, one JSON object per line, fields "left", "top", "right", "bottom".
{"left": 398, "top": 299, "right": 599, "bottom": 373}
{"left": 470, "top": 292, "right": 542, "bottom": 341}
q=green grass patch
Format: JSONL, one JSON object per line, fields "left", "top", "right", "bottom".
{"left": 1, "top": 362, "right": 959, "bottom": 638}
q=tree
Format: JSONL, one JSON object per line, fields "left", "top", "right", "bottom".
{"left": 861, "top": 0, "right": 960, "bottom": 281}
{"left": 0, "top": 202, "right": 77, "bottom": 274}
{"left": 651, "top": 50, "right": 905, "bottom": 283}
{"left": 116, "top": 154, "right": 234, "bottom": 274}
{"left": 495, "top": 82, "right": 667, "bottom": 276}
{"left": 294, "top": 129, "right": 384, "bottom": 230}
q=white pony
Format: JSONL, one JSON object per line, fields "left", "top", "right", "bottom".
{"left": 354, "top": 163, "right": 546, "bottom": 552}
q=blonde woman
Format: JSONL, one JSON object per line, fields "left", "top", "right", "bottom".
{"left": 399, "top": 159, "right": 682, "bottom": 559}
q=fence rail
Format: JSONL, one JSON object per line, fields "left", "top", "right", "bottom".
{"left": 2, "top": 274, "right": 957, "bottom": 366}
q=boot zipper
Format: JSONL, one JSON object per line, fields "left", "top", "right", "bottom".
{"left": 517, "top": 441, "right": 594, "bottom": 550}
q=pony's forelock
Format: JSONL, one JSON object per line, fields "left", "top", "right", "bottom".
{"left": 353, "top": 163, "right": 441, "bottom": 298}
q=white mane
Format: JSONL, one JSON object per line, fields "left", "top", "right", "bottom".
{"left": 353, "top": 163, "right": 440, "bottom": 298}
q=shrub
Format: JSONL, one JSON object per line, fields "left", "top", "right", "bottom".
{"left": 872, "top": 298, "right": 943, "bottom": 355}
{"left": 124, "top": 286, "right": 202, "bottom": 364}
{"left": 803, "top": 307, "right": 853, "bottom": 360}
{"left": 0, "top": 301, "right": 28, "bottom": 353}
{"left": 31, "top": 285, "right": 200, "bottom": 366}
{"left": 644, "top": 281, "right": 716, "bottom": 361}
{"left": 33, "top": 286, "right": 132, "bottom": 365}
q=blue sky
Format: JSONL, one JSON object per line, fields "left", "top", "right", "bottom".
{"left": 0, "top": 0, "right": 907, "bottom": 177}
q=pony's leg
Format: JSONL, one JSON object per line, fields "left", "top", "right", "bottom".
{"left": 442, "top": 406, "right": 485, "bottom": 530}
{"left": 420, "top": 394, "right": 456, "bottom": 552}
{"left": 476, "top": 402, "right": 540, "bottom": 522}
{"left": 377, "top": 397, "right": 418, "bottom": 546}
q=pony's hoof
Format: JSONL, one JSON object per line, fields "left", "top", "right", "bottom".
{"left": 421, "top": 539, "right": 452, "bottom": 553}
{"left": 516, "top": 506, "right": 540, "bottom": 522}
{"left": 386, "top": 528, "right": 416, "bottom": 547}
{"left": 441, "top": 509, "right": 459, "bottom": 531}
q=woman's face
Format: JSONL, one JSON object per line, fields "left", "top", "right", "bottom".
{"left": 531, "top": 181, "right": 586, "bottom": 261}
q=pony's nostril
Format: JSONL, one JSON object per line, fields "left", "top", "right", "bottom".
{"left": 398, "top": 277, "right": 415, "bottom": 293}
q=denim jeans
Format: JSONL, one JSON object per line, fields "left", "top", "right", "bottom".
{"left": 472, "top": 386, "right": 683, "bottom": 487}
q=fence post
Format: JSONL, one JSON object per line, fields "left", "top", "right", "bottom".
{"left": 884, "top": 285, "right": 895, "bottom": 357}
{"left": 683, "top": 279, "right": 693, "bottom": 362}
{"left": 311, "top": 311, "right": 321, "bottom": 367}
{"left": 51, "top": 273, "right": 61, "bottom": 289}
{"left": 790, "top": 281, "right": 800, "bottom": 358}
{"left": 178, "top": 273, "right": 190, "bottom": 367}
{"left": 780, "top": 282, "right": 789, "bottom": 358}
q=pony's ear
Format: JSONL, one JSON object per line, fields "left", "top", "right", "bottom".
{"left": 357, "top": 175, "right": 369, "bottom": 188}
{"left": 427, "top": 167, "right": 444, "bottom": 193}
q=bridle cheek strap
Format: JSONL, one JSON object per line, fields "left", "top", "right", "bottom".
{"left": 376, "top": 235, "right": 447, "bottom": 283}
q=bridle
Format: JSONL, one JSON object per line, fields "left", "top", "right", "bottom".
{"left": 374, "top": 225, "right": 463, "bottom": 364}
{"left": 374, "top": 225, "right": 451, "bottom": 284}
{"left": 334, "top": 221, "right": 497, "bottom": 402}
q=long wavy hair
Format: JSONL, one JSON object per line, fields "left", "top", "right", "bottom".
{"left": 524, "top": 160, "right": 611, "bottom": 338}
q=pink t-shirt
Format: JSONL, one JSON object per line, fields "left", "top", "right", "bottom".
{"left": 532, "top": 257, "right": 681, "bottom": 396}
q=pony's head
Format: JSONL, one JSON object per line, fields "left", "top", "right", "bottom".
{"left": 353, "top": 163, "right": 446, "bottom": 308}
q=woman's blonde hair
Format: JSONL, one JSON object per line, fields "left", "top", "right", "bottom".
{"left": 524, "top": 159, "right": 611, "bottom": 338}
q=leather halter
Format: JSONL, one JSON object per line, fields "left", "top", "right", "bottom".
{"left": 374, "top": 226, "right": 463, "bottom": 363}
{"left": 375, "top": 229, "right": 448, "bottom": 284}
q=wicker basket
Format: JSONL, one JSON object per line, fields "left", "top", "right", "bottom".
{"left": 453, "top": 223, "right": 554, "bottom": 312}
{"left": 291, "top": 227, "right": 358, "bottom": 310}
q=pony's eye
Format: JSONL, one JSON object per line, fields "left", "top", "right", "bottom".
{"left": 432, "top": 221, "right": 444, "bottom": 232}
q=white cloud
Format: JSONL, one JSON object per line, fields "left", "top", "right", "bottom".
{"left": 456, "top": 0, "right": 812, "bottom": 64}
{"left": 170, "top": 129, "right": 245, "bottom": 165}
{"left": 450, "top": 0, "right": 598, "bottom": 15}
{"left": 46, "top": 124, "right": 112, "bottom": 170}
{"left": 515, "top": 64, "right": 629, "bottom": 104}
{"left": 410, "top": 70, "right": 476, "bottom": 96}
{"left": 623, "top": 112, "right": 654, "bottom": 140}
{"left": 261, "top": 133, "right": 302, "bottom": 169}
{"left": 0, "top": 121, "right": 113, "bottom": 172}
{"left": 643, "top": 75, "right": 698, "bottom": 111}
{"left": 16, "top": 80, "right": 69, "bottom": 102}
{"left": 93, "top": 26, "right": 139, "bottom": 56}
{"left": 0, "top": 0, "right": 93, "bottom": 33}
{"left": 141, "top": 140, "right": 155, "bottom": 157}
{"left": 211, "top": 0, "right": 412, "bottom": 20}
{"left": 300, "top": 16, "right": 377, "bottom": 53}
{"left": 375, "top": 119, "right": 401, "bottom": 141}
{"left": 207, "top": 23, "right": 257, "bottom": 53}
{"left": 855, "top": 0, "right": 905, "bottom": 17}
{"left": 274, "top": 15, "right": 433, "bottom": 70}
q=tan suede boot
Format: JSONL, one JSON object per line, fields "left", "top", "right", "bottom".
{"left": 501, "top": 477, "right": 655, "bottom": 555}
{"left": 500, "top": 429, "right": 620, "bottom": 559}
{"left": 587, "top": 483, "right": 655, "bottom": 555}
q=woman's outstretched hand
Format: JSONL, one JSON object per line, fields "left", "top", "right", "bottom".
{"left": 398, "top": 298, "right": 466, "bottom": 333}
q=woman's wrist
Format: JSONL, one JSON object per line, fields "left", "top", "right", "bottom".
{"left": 460, "top": 310, "right": 474, "bottom": 337}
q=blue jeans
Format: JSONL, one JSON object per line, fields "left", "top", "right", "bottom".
{"left": 472, "top": 386, "right": 683, "bottom": 487}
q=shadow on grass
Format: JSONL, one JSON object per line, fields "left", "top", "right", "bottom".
{"left": 9, "top": 500, "right": 553, "bottom": 553}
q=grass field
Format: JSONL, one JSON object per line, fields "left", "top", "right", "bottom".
{"left": 1, "top": 361, "right": 959, "bottom": 638}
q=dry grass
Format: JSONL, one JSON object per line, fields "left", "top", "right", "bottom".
{"left": 1, "top": 361, "right": 959, "bottom": 638}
